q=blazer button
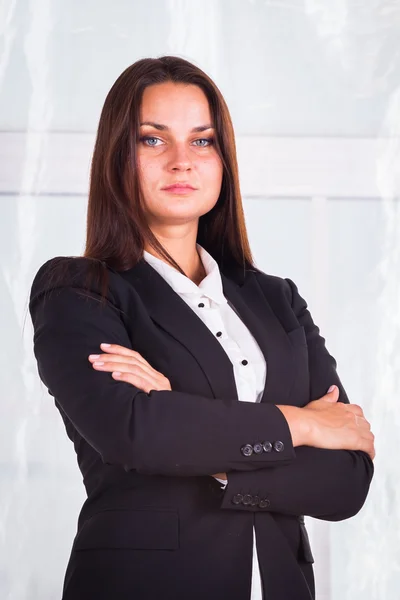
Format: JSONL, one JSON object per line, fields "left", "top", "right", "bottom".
{"left": 274, "top": 441, "right": 285, "bottom": 452}
{"left": 253, "top": 442, "right": 263, "bottom": 454}
{"left": 262, "top": 441, "right": 273, "bottom": 453}
{"left": 242, "top": 494, "right": 253, "bottom": 506}
{"left": 241, "top": 444, "right": 254, "bottom": 457}
{"left": 251, "top": 495, "right": 260, "bottom": 506}
{"left": 259, "top": 499, "right": 271, "bottom": 509}
{"left": 232, "top": 494, "right": 244, "bottom": 505}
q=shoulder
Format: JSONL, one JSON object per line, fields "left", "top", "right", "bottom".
{"left": 29, "top": 256, "right": 121, "bottom": 306}
{"left": 252, "top": 268, "right": 297, "bottom": 305}
{"left": 251, "top": 269, "right": 314, "bottom": 335}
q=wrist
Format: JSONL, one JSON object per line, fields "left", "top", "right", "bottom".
{"left": 276, "top": 405, "right": 310, "bottom": 446}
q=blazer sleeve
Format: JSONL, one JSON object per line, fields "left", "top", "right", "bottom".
{"left": 29, "top": 257, "right": 298, "bottom": 478}
{"left": 219, "top": 277, "right": 374, "bottom": 522}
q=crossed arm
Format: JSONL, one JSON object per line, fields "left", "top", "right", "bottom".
{"left": 87, "top": 341, "right": 374, "bottom": 521}
{"left": 30, "top": 262, "right": 374, "bottom": 521}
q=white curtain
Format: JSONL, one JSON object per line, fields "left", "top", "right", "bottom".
{"left": 1, "top": 1, "right": 398, "bottom": 598}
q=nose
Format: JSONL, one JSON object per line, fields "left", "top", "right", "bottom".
{"left": 168, "top": 142, "right": 192, "bottom": 171}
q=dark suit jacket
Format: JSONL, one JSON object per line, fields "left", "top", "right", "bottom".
{"left": 29, "top": 256, "right": 374, "bottom": 600}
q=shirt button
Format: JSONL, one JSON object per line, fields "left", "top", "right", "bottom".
{"left": 259, "top": 499, "right": 271, "bottom": 509}
{"left": 253, "top": 442, "right": 263, "bottom": 454}
{"left": 232, "top": 494, "right": 243, "bottom": 505}
{"left": 242, "top": 494, "right": 253, "bottom": 506}
{"left": 251, "top": 495, "right": 260, "bottom": 507}
{"left": 198, "top": 302, "right": 205, "bottom": 308}
{"left": 241, "top": 359, "right": 248, "bottom": 365}
{"left": 241, "top": 444, "right": 254, "bottom": 457}
{"left": 274, "top": 441, "right": 285, "bottom": 453}
{"left": 216, "top": 331, "right": 222, "bottom": 337}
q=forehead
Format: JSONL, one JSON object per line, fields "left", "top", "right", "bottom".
{"left": 139, "top": 82, "right": 212, "bottom": 126}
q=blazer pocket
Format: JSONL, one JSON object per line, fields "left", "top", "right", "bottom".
{"left": 286, "top": 326, "right": 307, "bottom": 348}
{"left": 298, "top": 516, "right": 314, "bottom": 564}
{"left": 73, "top": 508, "right": 179, "bottom": 551}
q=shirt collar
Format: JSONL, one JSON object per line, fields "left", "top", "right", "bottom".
{"left": 142, "top": 243, "right": 227, "bottom": 305}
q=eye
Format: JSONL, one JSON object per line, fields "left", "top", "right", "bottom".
{"left": 139, "top": 136, "right": 163, "bottom": 147}
{"left": 138, "top": 136, "right": 214, "bottom": 148}
{"left": 192, "top": 138, "right": 214, "bottom": 147}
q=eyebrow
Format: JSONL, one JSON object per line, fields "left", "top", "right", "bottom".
{"left": 139, "top": 121, "right": 214, "bottom": 133}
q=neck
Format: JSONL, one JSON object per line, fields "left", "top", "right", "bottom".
{"left": 143, "top": 237, "right": 206, "bottom": 285}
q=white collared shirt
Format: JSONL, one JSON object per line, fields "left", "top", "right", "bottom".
{"left": 143, "top": 243, "right": 267, "bottom": 600}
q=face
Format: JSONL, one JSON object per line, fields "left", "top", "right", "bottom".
{"left": 136, "top": 82, "right": 223, "bottom": 228}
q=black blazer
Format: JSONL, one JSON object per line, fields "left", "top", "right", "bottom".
{"left": 29, "top": 256, "right": 374, "bottom": 600}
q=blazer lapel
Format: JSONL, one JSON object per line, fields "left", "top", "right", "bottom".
{"left": 117, "top": 259, "right": 239, "bottom": 401}
{"left": 220, "top": 272, "right": 295, "bottom": 406}
{"left": 118, "top": 260, "right": 295, "bottom": 406}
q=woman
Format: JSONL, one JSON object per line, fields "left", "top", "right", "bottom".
{"left": 29, "top": 56, "right": 375, "bottom": 600}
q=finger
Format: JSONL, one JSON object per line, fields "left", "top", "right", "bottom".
{"left": 111, "top": 371, "right": 162, "bottom": 393}
{"left": 90, "top": 353, "right": 165, "bottom": 381}
{"left": 357, "top": 435, "right": 375, "bottom": 458}
{"left": 324, "top": 385, "right": 340, "bottom": 402}
{"left": 99, "top": 343, "right": 151, "bottom": 367}
{"left": 355, "top": 416, "right": 371, "bottom": 430}
{"left": 363, "top": 430, "right": 375, "bottom": 442}
{"left": 88, "top": 354, "right": 139, "bottom": 365}
{"left": 358, "top": 429, "right": 375, "bottom": 456}
{"left": 92, "top": 360, "right": 162, "bottom": 387}
{"left": 89, "top": 352, "right": 148, "bottom": 370}
{"left": 362, "top": 441, "right": 375, "bottom": 460}
{"left": 345, "top": 403, "right": 365, "bottom": 417}
{"left": 98, "top": 346, "right": 169, "bottom": 381}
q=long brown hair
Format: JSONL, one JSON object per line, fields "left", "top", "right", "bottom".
{"left": 85, "top": 55, "right": 256, "bottom": 271}
{"left": 44, "top": 56, "right": 259, "bottom": 297}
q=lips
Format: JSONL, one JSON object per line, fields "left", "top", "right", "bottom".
{"left": 162, "top": 183, "right": 196, "bottom": 191}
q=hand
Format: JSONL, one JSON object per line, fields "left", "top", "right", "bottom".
{"left": 88, "top": 343, "right": 172, "bottom": 393}
{"left": 278, "top": 386, "right": 375, "bottom": 460}
{"left": 304, "top": 386, "right": 375, "bottom": 459}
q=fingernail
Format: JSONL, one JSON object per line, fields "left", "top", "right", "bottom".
{"left": 101, "top": 343, "right": 111, "bottom": 348}
{"left": 113, "top": 372, "right": 121, "bottom": 377}
{"left": 89, "top": 354, "right": 100, "bottom": 360}
{"left": 93, "top": 361, "right": 104, "bottom": 366}
{"left": 328, "top": 385, "right": 336, "bottom": 393}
